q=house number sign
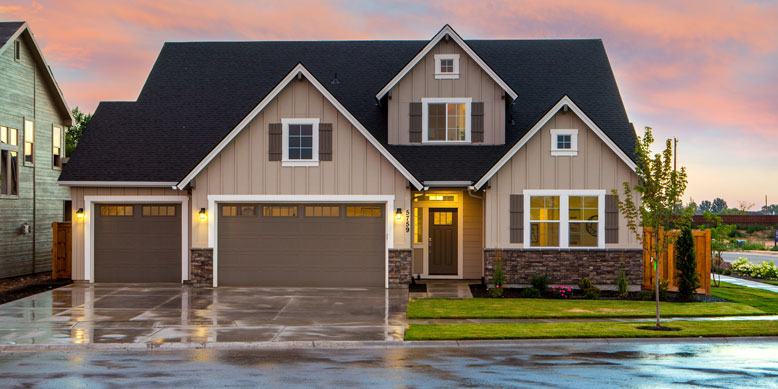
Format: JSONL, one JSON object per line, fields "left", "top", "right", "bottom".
{"left": 405, "top": 209, "right": 410, "bottom": 233}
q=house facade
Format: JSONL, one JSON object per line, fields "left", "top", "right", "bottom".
{"left": 60, "top": 26, "right": 642, "bottom": 288}
{"left": 0, "top": 22, "right": 73, "bottom": 278}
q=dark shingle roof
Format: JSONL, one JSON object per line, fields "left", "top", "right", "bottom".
{"left": 0, "top": 22, "right": 24, "bottom": 47}
{"left": 61, "top": 39, "right": 636, "bottom": 184}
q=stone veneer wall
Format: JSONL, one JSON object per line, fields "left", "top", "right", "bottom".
{"left": 190, "top": 248, "right": 213, "bottom": 286}
{"left": 484, "top": 249, "right": 643, "bottom": 287}
{"left": 388, "top": 249, "right": 412, "bottom": 286}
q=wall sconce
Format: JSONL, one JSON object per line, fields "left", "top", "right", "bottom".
{"left": 199, "top": 208, "right": 207, "bottom": 220}
{"left": 395, "top": 208, "right": 403, "bottom": 220}
{"left": 76, "top": 208, "right": 84, "bottom": 220}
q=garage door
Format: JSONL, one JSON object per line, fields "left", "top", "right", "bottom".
{"left": 217, "top": 203, "right": 385, "bottom": 287}
{"left": 94, "top": 204, "right": 181, "bottom": 283}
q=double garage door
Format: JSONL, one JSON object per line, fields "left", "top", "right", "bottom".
{"left": 217, "top": 203, "right": 385, "bottom": 287}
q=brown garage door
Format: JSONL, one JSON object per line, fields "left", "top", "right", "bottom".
{"left": 94, "top": 204, "right": 181, "bottom": 283}
{"left": 217, "top": 203, "right": 385, "bottom": 287}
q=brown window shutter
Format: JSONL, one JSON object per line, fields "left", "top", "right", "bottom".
{"left": 268, "top": 123, "right": 282, "bottom": 161}
{"left": 319, "top": 123, "right": 333, "bottom": 161}
{"left": 605, "top": 194, "right": 619, "bottom": 243}
{"left": 471, "top": 102, "right": 484, "bottom": 143}
{"left": 510, "top": 194, "right": 524, "bottom": 243}
{"left": 409, "top": 102, "right": 422, "bottom": 143}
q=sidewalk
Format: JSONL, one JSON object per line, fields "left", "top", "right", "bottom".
{"left": 719, "top": 275, "right": 778, "bottom": 293}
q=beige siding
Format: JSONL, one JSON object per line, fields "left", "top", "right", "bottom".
{"left": 387, "top": 39, "right": 506, "bottom": 145}
{"left": 69, "top": 187, "right": 184, "bottom": 280}
{"left": 190, "top": 77, "right": 411, "bottom": 249}
{"left": 484, "top": 109, "right": 640, "bottom": 248}
{"left": 463, "top": 191, "right": 484, "bottom": 279}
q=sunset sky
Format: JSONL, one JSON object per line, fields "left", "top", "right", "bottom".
{"left": 2, "top": 0, "right": 776, "bottom": 209}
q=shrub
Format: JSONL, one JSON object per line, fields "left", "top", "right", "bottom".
{"left": 489, "top": 256, "right": 505, "bottom": 298}
{"left": 615, "top": 268, "right": 629, "bottom": 298}
{"left": 741, "top": 241, "right": 768, "bottom": 251}
{"left": 771, "top": 246, "right": 778, "bottom": 252}
{"left": 637, "top": 290, "right": 653, "bottom": 301}
{"left": 521, "top": 287, "right": 541, "bottom": 298}
{"left": 530, "top": 274, "right": 549, "bottom": 293}
{"left": 578, "top": 277, "right": 600, "bottom": 300}
{"left": 732, "top": 258, "right": 778, "bottom": 279}
{"left": 728, "top": 229, "right": 746, "bottom": 238}
{"left": 675, "top": 226, "right": 700, "bottom": 301}
{"left": 551, "top": 285, "right": 573, "bottom": 299}
{"left": 723, "top": 269, "right": 732, "bottom": 275}
{"left": 578, "top": 277, "right": 595, "bottom": 291}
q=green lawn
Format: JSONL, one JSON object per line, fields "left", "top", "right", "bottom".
{"left": 405, "top": 320, "right": 778, "bottom": 341}
{"left": 711, "top": 281, "right": 778, "bottom": 314}
{"left": 407, "top": 298, "right": 764, "bottom": 319}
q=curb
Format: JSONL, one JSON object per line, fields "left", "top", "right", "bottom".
{"left": 2, "top": 336, "right": 778, "bottom": 352}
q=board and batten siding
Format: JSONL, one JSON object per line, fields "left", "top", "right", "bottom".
{"left": 387, "top": 39, "right": 506, "bottom": 145}
{"left": 190, "top": 77, "right": 411, "bottom": 249}
{"left": 69, "top": 187, "right": 185, "bottom": 280}
{"left": 484, "top": 109, "right": 640, "bottom": 248}
{"left": 462, "top": 191, "right": 484, "bottom": 278}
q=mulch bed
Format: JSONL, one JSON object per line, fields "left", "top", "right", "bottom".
{"left": 0, "top": 273, "right": 72, "bottom": 305}
{"left": 409, "top": 282, "right": 427, "bottom": 293}
{"left": 468, "top": 284, "right": 729, "bottom": 303}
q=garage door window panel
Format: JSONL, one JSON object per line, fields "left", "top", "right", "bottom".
{"left": 222, "top": 204, "right": 256, "bottom": 217}
{"left": 263, "top": 205, "right": 298, "bottom": 217}
{"left": 346, "top": 206, "right": 382, "bottom": 217}
{"left": 142, "top": 205, "right": 176, "bottom": 216}
{"left": 101, "top": 205, "right": 133, "bottom": 216}
{"left": 305, "top": 205, "right": 341, "bottom": 217}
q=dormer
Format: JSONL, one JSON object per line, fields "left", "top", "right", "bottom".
{"left": 378, "top": 25, "right": 517, "bottom": 146}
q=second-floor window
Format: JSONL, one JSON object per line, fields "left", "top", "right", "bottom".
{"left": 52, "top": 125, "right": 63, "bottom": 168}
{"left": 281, "top": 118, "right": 319, "bottom": 166}
{"left": 0, "top": 126, "right": 19, "bottom": 196}
{"left": 24, "top": 120, "right": 34, "bottom": 165}
{"left": 421, "top": 98, "right": 471, "bottom": 143}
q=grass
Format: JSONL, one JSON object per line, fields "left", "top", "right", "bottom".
{"left": 404, "top": 320, "right": 778, "bottom": 341}
{"left": 407, "top": 298, "right": 764, "bottom": 320}
{"left": 711, "top": 281, "right": 778, "bottom": 314}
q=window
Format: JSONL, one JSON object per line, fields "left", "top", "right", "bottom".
{"left": 550, "top": 129, "right": 578, "bottom": 156}
{"left": 23, "top": 120, "right": 33, "bottom": 165}
{"left": 414, "top": 194, "right": 457, "bottom": 202}
{"left": 0, "top": 126, "right": 19, "bottom": 196}
{"left": 52, "top": 125, "right": 63, "bottom": 168}
{"left": 413, "top": 207, "right": 423, "bottom": 244}
{"left": 100, "top": 205, "right": 134, "bottom": 216}
{"left": 422, "top": 98, "right": 471, "bottom": 143}
{"left": 304, "top": 206, "right": 340, "bottom": 217}
{"left": 524, "top": 191, "right": 604, "bottom": 248}
{"left": 263, "top": 205, "right": 298, "bottom": 217}
{"left": 434, "top": 54, "right": 460, "bottom": 79}
{"left": 433, "top": 211, "right": 454, "bottom": 225}
{"left": 346, "top": 206, "right": 381, "bottom": 217}
{"left": 142, "top": 205, "right": 176, "bottom": 217}
{"left": 14, "top": 40, "right": 20, "bottom": 61}
{"left": 281, "top": 118, "right": 319, "bottom": 166}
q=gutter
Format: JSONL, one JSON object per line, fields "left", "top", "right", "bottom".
{"left": 422, "top": 181, "right": 472, "bottom": 187}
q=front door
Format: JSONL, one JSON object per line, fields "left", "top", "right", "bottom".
{"left": 429, "top": 208, "right": 458, "bottom": 275}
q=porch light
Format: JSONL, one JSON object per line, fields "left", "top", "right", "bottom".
{"left": 395, "top": 208, "right": 403, "bottom": 220}
{"left": 76, "top": 208, "right": 84, "bottom": 220}
{"left": 199, "top": 208, "right": 207, "bottom": 220}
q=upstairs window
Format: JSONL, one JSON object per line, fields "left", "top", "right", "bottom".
{"left": 14, "top": 40, "right": 20, "bottom": 61}
{"left": 281, "top": 118, "right": 319, "bottom": 166}
{"left": 550, "top": 129, "right": 578, "bottom": 156}
{"left": 23, "top": 120, "right": 34, "bottom": 165}
{"left": 434, "top": 54, "right": 460, "bottom": 79}
{"left": 52, "top": 125, "right": 63, "bottom": 168}
{"left": 1, "top": 126, "right": 19, "bottom": 196}
{"left": 422, "top": 98, "right": 471, "bottom": 143}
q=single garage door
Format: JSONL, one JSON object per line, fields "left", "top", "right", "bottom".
{"left": 217, "top": 203, "right": 385, "bottom": 287}
{"left": 94, "top": 203, "right": 181, "bottom": 283}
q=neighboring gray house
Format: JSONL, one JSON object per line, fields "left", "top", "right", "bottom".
{"left": 60, "top": 25, "right": 642, "bottom": 288}
{"left": 0, "top": 22, "right": 73, "bottom": 278}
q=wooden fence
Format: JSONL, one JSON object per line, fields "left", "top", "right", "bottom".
{"left": 52, "top": 221, "right": 71, "bottom": 280}
{"left": 692, "top": 214, "right": 778, "bottom": 226}
{"left": 643, "top": 228, "right": 711, "bottom": 295}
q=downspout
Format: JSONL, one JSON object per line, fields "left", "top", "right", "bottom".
{"left": 468, "top": 186, "right": 486, "bottom": 280}
{"left": 32, "top": 61, "right": 37, "bottom": 274}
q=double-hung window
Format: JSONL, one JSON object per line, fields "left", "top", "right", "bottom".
{"left": 0, "top": 126, "right": 19, "bottom": 196}
{"left": 524, "top": 190, "right": 605, "bottom": 248}
{"left": 421, "top": 98, "right": 471, "bottom": 143}
{"left": 281, "top": 118, "right": 319, "bottom": 166}
{"left": 23, "top": 120, "right": 34, "bottom": 165}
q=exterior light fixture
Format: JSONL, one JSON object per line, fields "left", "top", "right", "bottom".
{"left": 395, "top": 208, "right": 403, "bottom": 220}
{"left": 199, "top": 208, "right": 207, "bottom": 220}
{"left": 76, "top": 208, "right": 84, "bottom": 220}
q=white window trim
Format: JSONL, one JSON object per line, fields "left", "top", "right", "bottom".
{"left": 523, "top": 189, "right": 605, "bottom": 249}
{"left": 421, "top": 97, "right": 472, "bottom": 144}
{"left": 550, "top": 129, "right": 578, "bottom": 156}
{"left": 434, "top": 53, "right": 460, "bottom": 79}
{"left": 281, "top": 118, "right": 319, "bottom": 167}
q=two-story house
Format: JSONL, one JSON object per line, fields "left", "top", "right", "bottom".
{"left": 1, "top": 22, "right": 73, "bottom": 279}
{"left": 60, "top": 25, "right": 642, "bottom": 288}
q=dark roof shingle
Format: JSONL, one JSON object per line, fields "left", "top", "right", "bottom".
{"left": 0, "top": 22, "right": 24, "bottom": 47}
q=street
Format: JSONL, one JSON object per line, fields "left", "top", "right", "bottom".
{"left": 720, "top": 251, "right": 778, "bottom": 265}
{"left": 1, "top": 340, "right": 777, "bottom": 388}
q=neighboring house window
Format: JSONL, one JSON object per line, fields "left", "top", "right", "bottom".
{"left": 1, "top": 126, "right": 19, "bottom": 196}
{"left": 434, "top": 54, "right": 460, "bottom": 79}
{"left": 550, "top": 129, "right": 578, "bottom": 156}
{"left": 421, "top": 98, "right": 471, "bottom": 143}
{"left": 524, "top": 190, "right": 605, "bottom": 248}
{"left": 52, "top": 125, "right": 63, "bottom": 168}
{"left": 281, "top": 118, "right": 319, "bottom": 166}
{"left": 14, "top": 40, "right": 21, "bottom": 61}
{"left": 23, "top": 120, "right": 34, "bottom": 165}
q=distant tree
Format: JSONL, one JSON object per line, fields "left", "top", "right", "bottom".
{"left": 705, "top": 212, "right": 735, "bottom": 288}
{"left": 737, "top": 200, "right": 755, "bottom": 213}
{"left": 698, "top": 200, "right": 712, "bottom": 214}
{"left": 763, "top": 204, "right": 778, "bottom": 215}
{"left": 675, "top": 226, "right": 699, "bottom": 301}
{"left": 720, "top": 208, "right": 745, "bottom": 215}
{"left": 711, "top": 198, "right": 728, "bottom": 214}
{"left": 66, "top": 107, "right": 92, "bottom": 157}
{"left": 688, "top": 201, "right": 698, "bottom": 215}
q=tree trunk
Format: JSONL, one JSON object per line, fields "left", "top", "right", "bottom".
{"left": 655, "top": 231, "right": 661, "bottom": 328}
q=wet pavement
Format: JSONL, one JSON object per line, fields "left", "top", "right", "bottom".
{"left": 0, "top": 283, "right": 408, "bottom": 345}
{"left": 1, "top": 340, "right": 777, "bottom": 387}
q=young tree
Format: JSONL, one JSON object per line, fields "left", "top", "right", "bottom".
{"left": 615, "top": 126, "right": 692, "bottom": 328}
{"left": 698, "top": 200, "right": 712, "bottom": 214}
{"left": 66, "top": 107, "right": 92, "bottom": 157}
{"left": 675, "top": 226, "right": 699, "bottom": 301}
{"left": 704, "top": 212, "right": 735, "bottom": 287}
{"left": 711, "top": 198, "right": 728, "bottom": 214}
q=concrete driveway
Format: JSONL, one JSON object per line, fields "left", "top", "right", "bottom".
{"left": 0, "top": 283, "right": 407, "bottom": 345}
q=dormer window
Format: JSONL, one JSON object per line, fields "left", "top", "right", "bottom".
{"left": 434, "top": 54, "right": 459, "bottom": 79}
{"left": 422, "top": 98, "right": 471, "bottom": 143}
{"left": 550, "top": 129, "right": 578, "bottom": 156}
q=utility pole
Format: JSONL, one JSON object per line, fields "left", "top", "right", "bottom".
{"left": 673, "top": 137, "right": 678, "bottom": 173}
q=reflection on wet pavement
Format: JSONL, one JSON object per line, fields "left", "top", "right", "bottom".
{"left": 1, "top": 341, "right": 777, "bottom": 387}
{"left": 0, "top": 283, "right": 408, "bottom": 344}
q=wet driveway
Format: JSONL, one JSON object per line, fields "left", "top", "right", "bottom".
{"left": 0, "top": 283, "right": 407, "bottom": 345}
